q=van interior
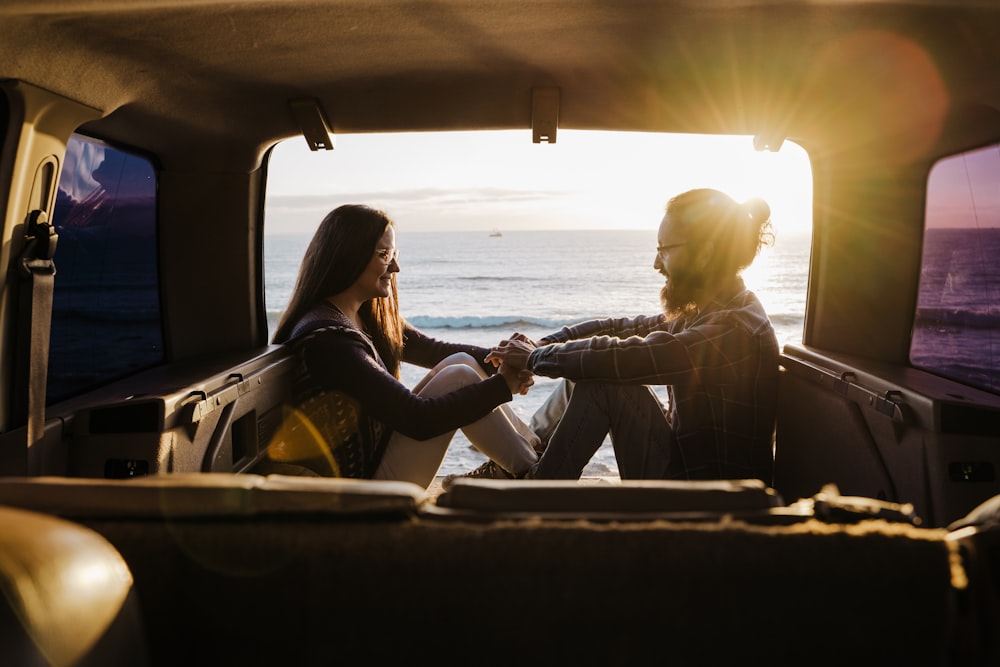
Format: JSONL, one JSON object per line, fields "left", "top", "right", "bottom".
{"left": 0, "top": 1, "right": 998, "bottom": 665}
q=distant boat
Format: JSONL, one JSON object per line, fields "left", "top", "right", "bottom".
{"left": 489, "top": 229, "right": 502, "bottom": 237}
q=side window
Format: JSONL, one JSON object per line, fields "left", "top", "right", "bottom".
{"left": 47, "top": 134, "right": 164, "bottom": 403}
{"left": 912, "top": 143, "right": 1000, "bottom": 393}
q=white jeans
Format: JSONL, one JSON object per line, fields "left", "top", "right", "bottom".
{"left": 373, "top": 353, "right": 540, "bottom": 488}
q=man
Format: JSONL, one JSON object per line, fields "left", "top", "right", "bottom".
{"left": 483, "top": 188, "right": 779, "bottom": 483}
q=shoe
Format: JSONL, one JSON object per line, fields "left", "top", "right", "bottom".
{"left": 442, "top": 459, "right": 516, "bottom": 490}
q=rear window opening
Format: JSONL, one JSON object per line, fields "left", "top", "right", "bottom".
{"left": 264, "top": 130, "right": 813, "bottom": 475}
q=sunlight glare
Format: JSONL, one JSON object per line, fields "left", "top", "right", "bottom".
{"left": 266, "top": 130, "right": 812, "bottom": 237}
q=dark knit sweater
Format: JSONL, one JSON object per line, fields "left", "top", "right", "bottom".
{"left": 283, "top": 303, "right": 511, "bottom": 478}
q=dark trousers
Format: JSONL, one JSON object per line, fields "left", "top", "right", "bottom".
{"left": 529, "top": 379, "right": 673, "bottom": 479}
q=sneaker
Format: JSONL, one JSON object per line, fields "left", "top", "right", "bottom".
{"left": 442, "top": 460, "right": 515, "bottom": 490}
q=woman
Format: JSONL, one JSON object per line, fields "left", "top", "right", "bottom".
{"left": 264, "top": 204, "right": 539, "bottom": 488}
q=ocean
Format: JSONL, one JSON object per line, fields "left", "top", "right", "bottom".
{"left": 911, "top": 227, "right": 1000, "bottom": 394}
{"left": 265, "top": 228, "right": 811, "bottom": 477}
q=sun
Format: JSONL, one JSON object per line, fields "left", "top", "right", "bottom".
{"left": 558, "top": 130, "right": 814, "bottom": 236}
{"left": 708, "top": 138, "right": 814, "bottom": 238}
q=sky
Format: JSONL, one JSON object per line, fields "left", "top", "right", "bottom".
{"left": 926, "top": 142, "right": 1000, "bottom": 229}
{"left": 263, "top": 129, "right": 814, "bottom": 236}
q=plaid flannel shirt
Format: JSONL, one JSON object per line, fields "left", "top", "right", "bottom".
{"left": 528, "top": 278, "right": 779, "bottom": 481}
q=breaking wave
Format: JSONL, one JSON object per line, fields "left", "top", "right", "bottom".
{"left": 406, "top": 315, "right": 568, "bottom": 330}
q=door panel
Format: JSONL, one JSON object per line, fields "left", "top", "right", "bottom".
{"left": 775, "top": 344, "right": 1000, "bottom": 527}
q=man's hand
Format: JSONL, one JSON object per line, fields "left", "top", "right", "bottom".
{"left": 486, "top": 337, "right": 535, "bottom": 370}
{"left": 509, "top": 331, "right": 537, "bottom": 346}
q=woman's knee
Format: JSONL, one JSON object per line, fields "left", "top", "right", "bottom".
{"left": 444, "top": 352, "right": 478, "bottom": 367}
{"left": 420, "top": 363, "right": 480, "bottom": 395}
{"left": 432, "top": 352, "right": 483, "bottom": 375}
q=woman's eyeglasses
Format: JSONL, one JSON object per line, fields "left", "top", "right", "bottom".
{"left": 375, "top": 247, "right": 400, "bottom": 263}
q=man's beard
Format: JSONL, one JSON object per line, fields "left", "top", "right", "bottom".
{"left": 660, "top": 268, "right": 703, "bottom": 321}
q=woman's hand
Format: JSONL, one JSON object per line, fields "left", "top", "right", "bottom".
{"left": 498, "top": 363, "right": 534, "bottom": 396}
{"left": 489, "top": 338, "right": 536, "bottom": 395}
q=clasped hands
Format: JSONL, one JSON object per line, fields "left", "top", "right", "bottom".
{"left": 486, "top": 332, "right": 537, "bottom": 396}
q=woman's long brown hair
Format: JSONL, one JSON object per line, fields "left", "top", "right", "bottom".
{"left": 271, "top": 204, "right": 405, "bottom": 376}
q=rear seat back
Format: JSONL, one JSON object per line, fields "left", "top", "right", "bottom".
{"left": 0, "top": 474, "right": 975, "bottom": 666}
{"left": 0, "top": 473, "right": 427, "bottom": 519}
{"left": 433, "top": 477, "right": 785, "bottom": 520}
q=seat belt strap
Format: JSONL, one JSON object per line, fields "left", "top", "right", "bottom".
{"left": 13, "top": 210, "right": 57, "bottom": 456}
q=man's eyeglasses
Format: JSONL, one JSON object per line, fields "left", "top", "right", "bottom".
{"left": 656, "top": 243, "right": 686, "bottom": 256}
{"left": 375, "top": 247, "right": 400, "bottom": 263}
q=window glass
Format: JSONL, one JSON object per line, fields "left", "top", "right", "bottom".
{"left": 913, "top": 143, "right": 1000, "bottom": 393}
{"left": 47, "top": 134, "right": 163, "bottom": 403}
